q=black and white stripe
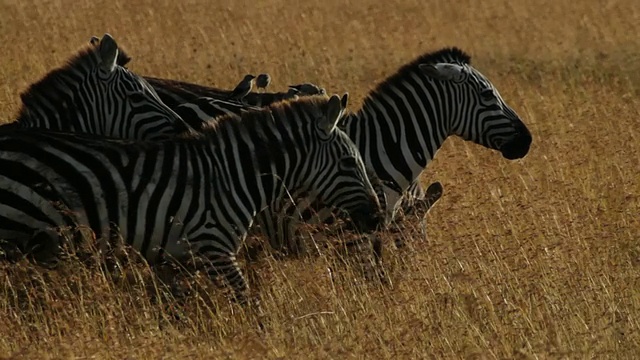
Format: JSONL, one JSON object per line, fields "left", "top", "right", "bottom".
{"left": 0, "top": 95, "right": 381, "bottom": 303}
{"left": 3, "top": 34, "right": 192, "bottom": 140}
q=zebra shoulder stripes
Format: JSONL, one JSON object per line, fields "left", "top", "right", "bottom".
{"left": 0, "top": 94, "right": 382, "bottom": 304}
{"left": 4, "top": 33, "right": 192, "bottom": 140}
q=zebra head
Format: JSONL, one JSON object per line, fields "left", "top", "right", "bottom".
{"left": 418, "top": 56, "right": 532, "bottom": 160}
{"left": 16, "top": 34, "right": 191, "bottom": 140}
{"left": 302, "top": 94, "right": 383, "bottom": 233}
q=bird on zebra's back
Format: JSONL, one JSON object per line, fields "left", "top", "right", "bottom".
{"left": 284, "top": 87, "right": 300, "bottom": 100}
{"left": 288, "top": 83, "right": 326, "bottom": 96}
{"left": 255, "top": 73, "right": 271, "bottom": 92}
{"left": 226, "top": 74, "right": 256, "bottom": 103}
{"left": 2, "top": 33, "right": 192, "bottom": 140}
{"left": 0, "top": 93, "right": 382, "bottom": 305}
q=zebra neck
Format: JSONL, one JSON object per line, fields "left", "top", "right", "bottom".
{"left": 254, "top": 153, "right": 305, "bottom": 212}
{"left": 209, "top": 129, "right": 302, "bottom": 215}
{"left": 342, "top": 77, "right": 452, "bottom": 194}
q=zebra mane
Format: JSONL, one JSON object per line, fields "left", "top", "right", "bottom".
{"left": 403, "top": 47, "right": 471, "bottom": 68}
{"left": 17, "top": 43, "right": 102, "bottom": 114}
{"left": 367, "top": 47, "right": 471, "bottom": 98}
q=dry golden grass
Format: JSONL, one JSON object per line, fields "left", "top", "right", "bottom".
{"left": 1, "top": 0, "right": 639, "bottom": 358}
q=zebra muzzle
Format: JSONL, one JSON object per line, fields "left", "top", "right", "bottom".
{"left": 348, "top": 203, "right": 384, "bottom": 234}
{"left": 500, "top": 121, "right": 532, "bottom": 160}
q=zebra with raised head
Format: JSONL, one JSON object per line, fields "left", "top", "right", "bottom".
{"left": 342, "top": 48, "right": 531, "bottom": 218}
{"left": 1, "top": 34, "right": 192, "bottom": 140}
{"left": 0, "top": 94, "right": 382, "bottom": 304}
{"left": 251, "top": 47, "right": 533, "bottom": 253}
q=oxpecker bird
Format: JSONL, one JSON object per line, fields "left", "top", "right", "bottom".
{"left": 228, "top": 74, "right": 256, "bottom": 102}
{"left": 289, "top": 83, "right": 326, "bottom": 96}
{"left": 256, "top": 73, "right": 271, "bottom": 92}
{"left": 284, "top": 87, "right": 300, "bottom": 100}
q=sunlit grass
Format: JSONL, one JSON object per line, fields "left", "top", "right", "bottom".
{"left": 0, "top": 0, "right": 639, "bottom": 358}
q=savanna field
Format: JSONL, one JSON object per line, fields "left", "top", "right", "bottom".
{"left": 0, "top": 0, "right": 639, "bottom": 358}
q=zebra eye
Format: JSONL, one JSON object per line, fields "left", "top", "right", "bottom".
{"left": 340, "top": 157, "right": 358, "bottom": 170}
{"left": 480, "top": 89, "right": 494, "bottom": 100}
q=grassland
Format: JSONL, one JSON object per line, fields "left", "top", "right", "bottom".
{"left": 0, "top": 0, "right": 639, "bottom": 358}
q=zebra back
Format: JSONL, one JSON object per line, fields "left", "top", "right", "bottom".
{"left": 173, "top": 97, "right": 261, "bottom": 130}
{"left": 143, "top": 76, "right": 308, "bottom": 108}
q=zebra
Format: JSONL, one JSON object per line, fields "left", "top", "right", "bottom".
{"left": 2, "top": 34, "right": 192, "bottom": 140}
{"left": 241, "top": 47, "right": 533, "bottom": 253}
{"left": 341, "top": 47, "right": 531, "bottom": 220}
{"left": 167, "top": 93, "right": 394, "bottom": 257}
{"left": 0, "top": 94, "right": 382, "bottom": 304}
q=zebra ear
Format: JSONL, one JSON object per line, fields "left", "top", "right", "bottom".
{"left": 98, "top": 33, "right": 119, "bottom": 73}
{"left": 419, "top": 63, "right": 465, "bottom": 81}
{"left": 340, "top": 92, "right": 349, "bottom": 109}
{"left": 91, "top": 35, "right": 131, "bottom": 67}
{"left": 89, "top": 36, "right": 100, "bottom": 46}
{"left": 319, "top": 94, "right": 343, "bottom": 133}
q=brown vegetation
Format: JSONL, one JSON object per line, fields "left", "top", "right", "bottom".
{"left": 0, "top": 0, "right": 639, "bottom": 358}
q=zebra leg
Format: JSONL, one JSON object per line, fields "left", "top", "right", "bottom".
{"left": 205, "top": 251, "right": 252, "bottom": 305}
{"left": 337, "top": 233, "right": 387, "bottom": 284}
{"left": 367, "top": 233, "right": 387, "bottom": 283}
{"left": 256, "top": 208, "right": 289, "bottom": 257}
{"left": 403, "top": 181, "right": 443, "bottom": 218}
{"left": 393, "top": 181, "right": 444, "bottom": 248}
{"left": 259, "top": 200, "right": 310, "bottom": 257}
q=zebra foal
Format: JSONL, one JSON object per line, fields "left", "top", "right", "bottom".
{"left": 0, "top": 94, "right": 382, "bottom": 304}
